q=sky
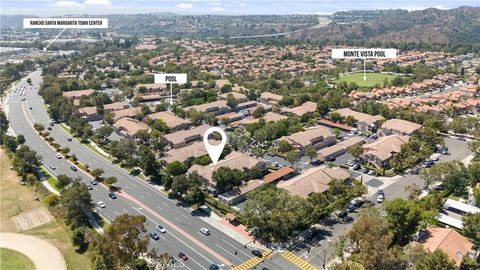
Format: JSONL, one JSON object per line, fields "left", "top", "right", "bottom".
{"left": 1, "top": 0, "right": 479, "bottom": 16}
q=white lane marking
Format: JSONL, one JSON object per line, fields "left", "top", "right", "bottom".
{"left": 182, "top": 214, "right": 188, "bottom": 219}
{"left": 122, "top": 208, "right": 128, "bottom": 213}
{"left": 175, "top": 217, "right": 182, "bottom": 222}
{"left": 215, "top": 244, "right": 242, "bottom": 263}
{"left": 162, "top": 202, "right": 168, "bottom": 206}
{"left": 114, "top": 211, "right": 120, "bottom": 216}
{"left": 156, "top": 205, "right": 162, "bottom": 210}
{"left": 134, "top": 208, "right": 209, "bottom": 269}
{"left": 140, "top": 195, "right": 145, "bottom": 199}
{"left": 130, "top": 182, "right": 137, "bottom": 187}
{"left": 145, "top": 192, "right": 152, "bottom": 197}
{"left": 221, "top": 240, "right": 250, "bottom": 257}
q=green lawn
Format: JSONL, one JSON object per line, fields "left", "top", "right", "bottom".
{"left": 334, "top": 72, "right": 398, "bottom": 88}
{"left": 0, "top": 248, "right": 35, "bottom": 270}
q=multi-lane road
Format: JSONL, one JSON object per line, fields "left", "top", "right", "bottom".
{"left": 6, "top": 70, "right": 271, "bottom": 270}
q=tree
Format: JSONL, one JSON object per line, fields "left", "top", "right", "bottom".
{"left": 95, "top": 126, "right": 113, "bottom": 143}
{"left": 405, "top": 183, "right": 421, "bottom": 200}
{"left": 278, "top": 140, "right": 293, "bottom": 153}
{"left": 16, "top": 134, "right": 26, "bottom": 144}
{"left": 285, "top": 150, "right": 299, "bottom": 166}
{"left": 104, "top": 176, "right": 117, "bottom": 186}
{"left": 444, "top": 168, "right": 469, "bottom": 196}
{"left": 467, "top": 162, "right": 480, "bottom": 186}
{"left": 348, "top": 144, "right": 363, "bottom": 161}
{"left": 212, "top": 167, "right": 245, "bottom": 193}
{"left": 60, "top": 182, "right": 93, "bottom": 228}
{"left": 91, "top": 168, "right": 104, "bottom": 180}
{"left": 12, "top": 145, "right": 42, "bottom": 176}
{"left": 94, "top": 214, "right": 149, "bottom": 269}
{"left": 220, "top": 84, "right": 232, "bottom": 93}
{"left": 462, "top": 213, "right": 480, "bottom": 244}
{"left": 316, "top": 100, "right": 330, "bottom": 118}
{"left": 348, "top": 208, "right": 398, "bottom": 270}
{"left": 226, "top": 93, "right": 237, "bottom": 109}
{"left": 138, "top": 145, "right": 160, "bottom": 179}
{"left": 385, "top": 198, "right": 435, "bottom": 244}
{"left": 305, "top": 147, "right": 317, "bottom": 162}
{"left": 332, "top": 128, "right": 341, "bottom": 138}
{"left": 72, "top": 227, "right": 88, "bottom": 252}
{"left": 252, "top": 106, "right": 266, "bottom": 118}
{"left": 56, "top": 174, "right": 72, "bottom": 190}
{"left": 330, "top": 112, "right": 342, "bottom": 123}
{"left": 344, "top": 115, "right": 357, "bottom": 126}
{"left": 3, "top": 135, "right": 18, "bottom": 152}
{"left": 415, "top": 250, "right": 456, "bottom": 270}
{"left": 165, "top": 161, "right": 187, "bottom": 176}
{"left": 0, "top": 111, "right": 9, "bottom": 145}
{"left": 110, "top": 139, "right": 137, "bottom": 162}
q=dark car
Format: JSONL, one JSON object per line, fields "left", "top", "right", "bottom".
{"left": 108, "top": 192, "right": 117, "bottom": 199}
{"left": 47, "top": 127, "right": 52, "bottom": 130}
{"left": 178, "top": 252, "right": 188, "bottom": 261}
{"left": 90, "top": 179, "right": 98, "bottom": 185}
{"left": 209, "top": 264, "right": 220, "bottom": 270}
{"left": 325, "top": 156, "right": 336, "bottom": 162}
{"left": 70, "top": 165, "right": 77, "bottom": 171}
{"left": 362, "top": 167, "right": 369, "bottom": 174}
{"left": 67, "top": 137, "right": 72, "bottom": 141}
{"left": 29, "top": 107, "right": 32, "bottom": 110}
{"left": 149, "top": 232, "right": 160, "bottom": 240}
{"left": 252, "top": 250, "right": 262, "bottom": 257}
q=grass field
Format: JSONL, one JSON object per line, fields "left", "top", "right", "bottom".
{"left": 334, "top": 72, "right": 398, "bottom": 88}
{"left": 0, "top": 150, "right": 92, "bottom": 270}
{"left": 0, "top": 248, "right": 35, "bottom": 270}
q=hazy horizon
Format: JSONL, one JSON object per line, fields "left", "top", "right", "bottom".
{"left": 1, "top": 0, "right": 479, "bottom": 16}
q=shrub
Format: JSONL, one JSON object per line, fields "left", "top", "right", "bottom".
{"left": 44, "top": 194, "right": 59, "bottom": 207}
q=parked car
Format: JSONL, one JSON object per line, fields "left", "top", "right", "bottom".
{"left": 67, "top": 137, "right": 72, "bottom": 142}
{"left": 377, "top": 194, "right": 385, "bottom": 203}
{"left": 346, "top": 204, "right": 355, "bottom": 212}
{"left": 200, "top": 227, "right": 210, "bottom": 235}
{"left": 97, "top": 201, "right": 106, "bottom": 208}
{"left": 156, "top": 225, "right": 167, "bottom": 233}
{"left": 178, "top": 252, "right": 188, "bottom": 261}
{"left": 149, "top": 232, "right": 160, "bottom": 240}
{"left": 86, "top": 184, "right": 93, "bottom": 190}
{"left": 251, "top": 250, "right": 262, "bottom": 257}
{"left": 55, "top": 153, "right": 62, "bottom": 159}
{"left": 458, "top": 137, "right": 466, "bottom": 141}
{"left": 49, "top": 164, "right": 56, "bottom": 170}
{"left": 90, "top": 179, "right": 98, "bottom": 185}
{"left": 70, "top": 165, "right": 77, "bottom": 171}
{"left": 334, "top": 210, "right": 348, "bottom": 218}
{"left": 350, "top": 164, "right": 360, "bottom": 170}
{"left": 47, "top": 127, "right": 52, "bottom": 130}
{"left": 108, "top": 192, "right": 117, "bottom": 199}
{"left": 362, "top": 167, "right": 369, "bottom": 174}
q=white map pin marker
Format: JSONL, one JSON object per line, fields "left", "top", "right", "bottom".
{"left": 203, "top": 127, "right": 227, "bottom": 165}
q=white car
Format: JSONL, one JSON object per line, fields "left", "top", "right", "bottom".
{"left": 97, "top": 201, "right": 106, "bottom": 208}
{"left": 156, "top": 225, "right": 167, "bottom": 233}
{"left": 376, "top": 194, "right": 384, "bottom": 203}
{"left": 55, "top": 153, "right": 62, "bottom": 159}
{"left": 200, "top": 227, "right": 210, "bottom": 235}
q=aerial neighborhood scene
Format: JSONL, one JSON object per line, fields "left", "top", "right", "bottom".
{"left": 1, "top": 0, "right": 480, "bottom": 270}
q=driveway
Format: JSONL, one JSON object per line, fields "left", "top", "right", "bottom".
{"left": 0, "top": 232, "right": 66, "bottom": 270}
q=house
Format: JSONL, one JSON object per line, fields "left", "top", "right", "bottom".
{"left": 362, "top": 135, "right": 410, "bottom": 168}
{"left": 188, "top": 151, "right": 267, "bottom": 194}
{"left": 112, "top": 107, "right": 142, "bottom": 122}
{"left": 162, "top": 141, "right": 208, "bottom": 163}
{"left": 218, "top": 180, "right": 264, "bottom": 206}
{"left": 135, "top": 83, "right": 167, "bottom": 93}
{"left": 334, "top": 108, "right": 385, "bottom": 132}
{"left": 218, "top": 92, "right": 248, "bottom": 103}
{"left": 412, "top": 226, "right": 477, "bottom": 267}
{"left": 278, "top": 125, "right": 336, "bottom": 152}
{"left": 164, "top": 124, "right": 211, "bottom": 148}
{"left": 103, "top": 101, "right": 129, "bottom": 112}
{"left": 63, "top": 89, "right": 95, "bottom": 100}
{"left": 281, "top": 101, "right": 317, "bottom": 117}
{"left": 277, "top": 167, "right": 350, "bottom": 197}
{"left": 77, "top": 106, "right": 102, "bottom": 121}
{"left": 184, "top": 100, "right": 231, "bottom": 116}
{"left": 215, "top": 79, "right": 231, "bottom": 90}
{"left": 234, "top": 112, "right": 287, "bottom": 126}
{"left": 318, "top": 119, "right": 354, "bottom": 132}
{"left": 318, "top": 137, "right": 366, "bottom": 161}
{"left": 262, "top": 166, "right": 296, "bottom": 184}
{"left": 258, "top": 92, "right": 283, "bottom": 105}
{"left": 113, "top": 117, "right": 151, "bottom": 138}
{"left": 380, "top": 119, "right": 422, "bottom": 136}
{"left": 146, "top": 111, "right": 191, "bottom": 131}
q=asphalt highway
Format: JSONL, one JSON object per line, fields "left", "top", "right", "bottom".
{"left": 6, "top": 70, "right": 260, "bottom": 270}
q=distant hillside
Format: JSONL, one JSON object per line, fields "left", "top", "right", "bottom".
{"left": 290, "top": 6, "right": 480, "bottom": 43}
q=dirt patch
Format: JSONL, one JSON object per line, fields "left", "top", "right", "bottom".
{"left": 11, "top": 208, "right": 54, "bottom": 231}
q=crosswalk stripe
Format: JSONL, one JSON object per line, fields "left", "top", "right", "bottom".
{"left": 231, "top": 251, "right": 273, "bottom": 270}
{"left": 280, "top": 251, "right": 317, "bottom": 270}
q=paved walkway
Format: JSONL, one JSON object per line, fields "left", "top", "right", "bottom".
{"left": 0, "top": 232, "right": 67, "bottom": 270}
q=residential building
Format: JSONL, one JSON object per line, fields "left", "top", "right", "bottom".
{"left": 218, "top": 180, "right": 264, "bottom": 206}
{"left": 113, "top": 117, "right": 151, "bottom": 138}
{"left": 380, "top": 119, "right": 422, "bottom": 136}
{"left": 334, "top": 108, "right": 385, "bottom": 132}
{"left": 162, "top": 141, "right": 207, "bottom": 163}
{"left": 278, "top": 125, "right": 336, "bottom": 152}
{"left": 63, "top": 89, "right": 95, "bottom": 100}
{"left": 362, "top": 135, "right": 410, "bottom": 168}
{"left": 188, "top": 151, "right": 267, "bottom": 194}
{"left": 77, "top": 106, "right": 102, "bottom": 121}
{"left": 277, "top": 167, "right": 350, "bottom": 197}
{"left": 218, "top": 92, "right": 248, "bottom": 103}
{"left": 258, "top": 92, "right": 283, "bottom": 105}
{"left": 318, "top": 137, "right": 366, "bottom": 160}
{"left": 412, "top": 226, "right": 477, "bottom": 267}
{"left": 164, "top": 124, "right": 211, "bottom": 148}
{"left": 112, "top": 107, "right": 142, "bottom": 122}
{"left": 282, "top": 101, "right": 317, "bottom": 117}
{"left": 262, "top": 166, "right": 296, "bottom": 184}
{"left": 146, "top": 111, "right": 191, "bottom": 131}
{"left": 184, "top": 100, "right": 231, "bottom": 115}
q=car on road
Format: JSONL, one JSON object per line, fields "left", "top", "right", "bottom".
{"left": 156, "top": 225, "right": 167, "bottom": 233}
{"left": 29, "top": 107, "right": 32, "bottom": 110}
{"left": 149, "top": 232, "right": 160, "bottom": 240}
{"left": 441, "top": 149, "right": 449, "bottom": 155}
{"left": 49, "top": 164, "right": 56, "bottom": 170}
{"left": 86, "top": 184, "right": 93, "bottom": 190}
{"left": 49, "top": 122, "right": 54, "bottom": 126}
{"left": 178, "top": 252, "right": 188, "bottom": 261}
{"left": 108, "top": 192, "right": 117, "bottom": 199}
{"left": 21, "top": 98, "right": 26, "bottom": 101}
{"left": 377, "top": 194, "right": 385, "bottom": 203}
{"left": 97, "top": 201, "right": 106, "bottom": 208}
{"left": 55, "top": 153, "right": 62, "bottom": 159}
{"left": 325, "top": 156, "right": 336, "bottom": 162}
{"left": 209, "top": 264, "right": 220, "bottom": 270}
{"left": 458, "top": 137, "right": 466, "bottom": 141}
{"left": 67, "top": 137, "right": 72, "bottom": 142}
{"left": 90, "top": 179, "right": 98, "bottom": 185}
{"left": 200, "top": 227, "right": 210, "bottom": 235}
{"left": 70, "top": 165, "right": 77, "bottom": 171}
{"left": 47, "top": 126, "right": 52, "bottom": 130}
{"left": 252, "top": 250, "right": 262, "bottom": 257}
